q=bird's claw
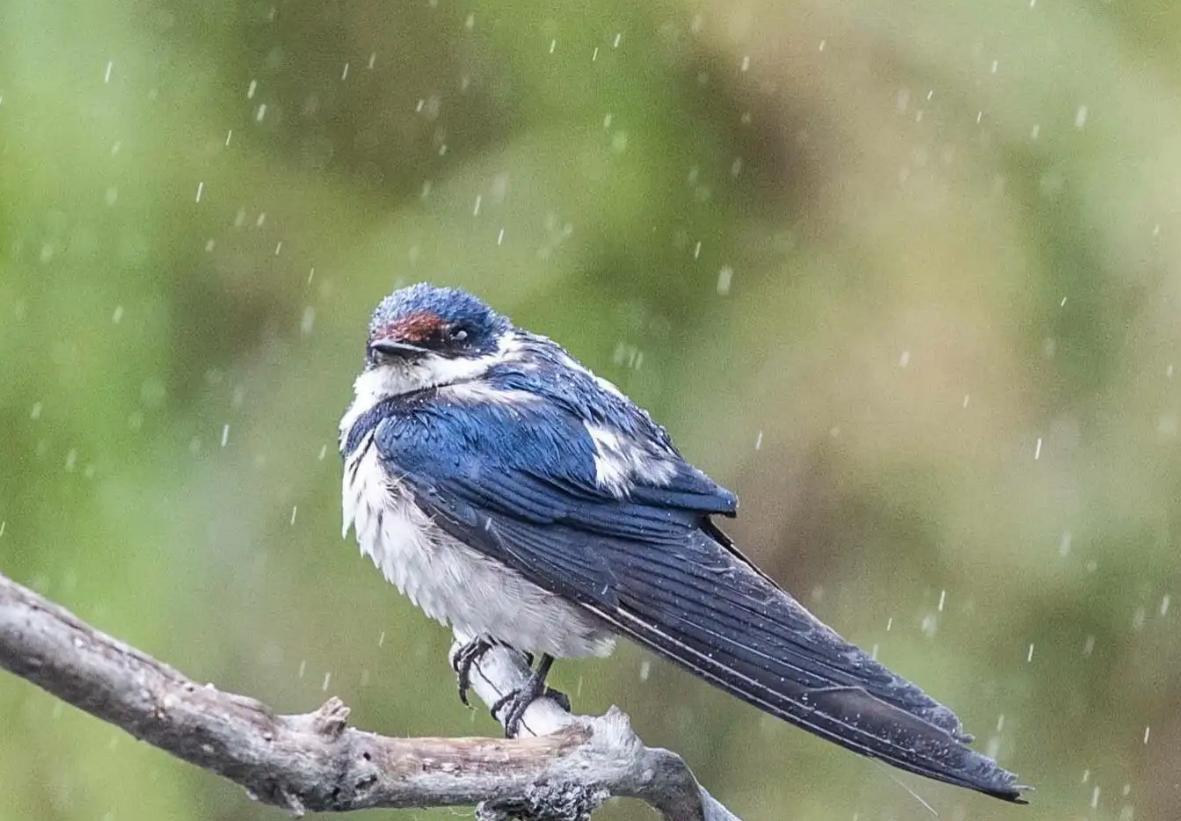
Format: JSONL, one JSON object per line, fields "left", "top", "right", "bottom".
{"left": 545, "top": 686, "right": 571, "bottom": 713}
{"left": 452, "top": 636, "right": 494, "bottom": 707}
{"left": 491, "top": 682, "right": 570, "bottom": 737}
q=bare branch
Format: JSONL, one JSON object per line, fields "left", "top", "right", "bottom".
{"left": 449, "top": 635, "right": 740, "bottom": 820}
{"left": 0, "top": 571, "right": 739, "bottom": 820}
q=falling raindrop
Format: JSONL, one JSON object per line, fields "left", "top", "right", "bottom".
{"left": 716, "top": 267, "right": 733, "bottom": 295}
{"left": 1049, "top": 534, "right": 1069, "bottom": 563}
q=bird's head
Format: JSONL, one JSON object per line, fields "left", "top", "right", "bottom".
{"left": 352, "top": 283, "right": 514, "bottom": 403}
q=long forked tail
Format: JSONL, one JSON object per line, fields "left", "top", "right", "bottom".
{"left": 587, "top": 529, "right": 1028, "bottom": 803}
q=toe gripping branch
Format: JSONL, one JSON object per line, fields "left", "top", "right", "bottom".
{"left": 490, "top": 654, "right": 572, "bottom": 738}
{"left": 452, "top": 640, "right": 571, "bottom": 738}
{"left": 452, "top": 636, "right": 495, "bottom": 707}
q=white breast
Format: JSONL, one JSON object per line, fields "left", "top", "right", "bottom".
{"left": 342, "top": 432, "right": 615, "bottom": 659}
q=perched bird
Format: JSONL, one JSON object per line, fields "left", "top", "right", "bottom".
{"left": 339, "top": 283, "right": 1025, "bottom": 803}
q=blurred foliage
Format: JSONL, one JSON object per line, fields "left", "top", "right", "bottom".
{"left": 2, "top": 1, "right": 1180, "bottom": 819}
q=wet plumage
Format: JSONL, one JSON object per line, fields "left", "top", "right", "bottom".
{"left": 340, "top": 283, "right": 1026, "bottom": 802}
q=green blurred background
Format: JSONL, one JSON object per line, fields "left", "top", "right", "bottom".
{"left": 2, "top": 1, "right": 1179, "bottom": 819}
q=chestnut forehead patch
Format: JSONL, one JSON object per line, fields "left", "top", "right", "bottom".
{"left": 371, "top": 311, "right": 447, "bottom": 343}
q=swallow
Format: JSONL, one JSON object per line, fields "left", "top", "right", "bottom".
{"left": 339, "top": 283, "right": 1025, "bottom": 802}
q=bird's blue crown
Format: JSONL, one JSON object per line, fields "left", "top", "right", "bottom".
{"left": 369, "top": 283, "right": 511, "bottom": 357}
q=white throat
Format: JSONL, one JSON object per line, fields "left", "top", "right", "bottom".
{"left": 338, "top": 331, "right": 518, "bottom": 445}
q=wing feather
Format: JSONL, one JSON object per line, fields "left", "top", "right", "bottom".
{"left": 370, "top": 399, "right": 1025, "bottom": 802}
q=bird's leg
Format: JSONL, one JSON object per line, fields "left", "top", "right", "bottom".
{"left": 490, "top": 653, "right": 571, "bottom": 737}
{"left": 451, "top": 636, "right": 495, "bottom": 707}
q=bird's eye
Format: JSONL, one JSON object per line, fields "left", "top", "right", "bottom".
{"left": 449, "top": 326, "right": 469, "bottom": 343}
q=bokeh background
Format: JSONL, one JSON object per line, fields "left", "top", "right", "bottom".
{"left": 2, "top": 1, "right": 1180, "bottom": 819}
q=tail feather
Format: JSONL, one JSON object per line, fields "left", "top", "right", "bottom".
{"left": 588, "top": 530, "right": 1027, "bottom": 803}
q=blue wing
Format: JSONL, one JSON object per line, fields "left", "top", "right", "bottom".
{"left": 371, "top": 389, "right": 735, "bottom": 598}
{"left": 368, "top": 384, "right": 1022, "bottom": 802}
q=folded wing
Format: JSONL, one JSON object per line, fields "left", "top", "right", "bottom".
{"left": 374, "top": 397, "right": 1025, "bottom": 802}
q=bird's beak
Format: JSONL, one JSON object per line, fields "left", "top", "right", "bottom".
{"left": 368, "top": 339, "right": 428, "bottom": 360}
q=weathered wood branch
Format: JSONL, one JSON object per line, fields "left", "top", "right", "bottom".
{"left": 0, "top": 571, "right": 739, "bottom": 820}
{"left": 448, "top": 634, "right": 739, "bottom": 820}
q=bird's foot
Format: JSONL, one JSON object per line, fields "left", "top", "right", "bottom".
{"left": 543, "top": 686, "right": 571, "bottom": 713}
{"left": 490, "top": 654, "right": 568, "bottom": 737}
{"left": 451, "top": 636, "right": 495, "bottom": 707}
{"left": 491, "top": 683, "right": 571, "bottom": 738}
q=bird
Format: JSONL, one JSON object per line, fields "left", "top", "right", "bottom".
{"left": 339, "top": 282, "right": 1026, "bottom": 803}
